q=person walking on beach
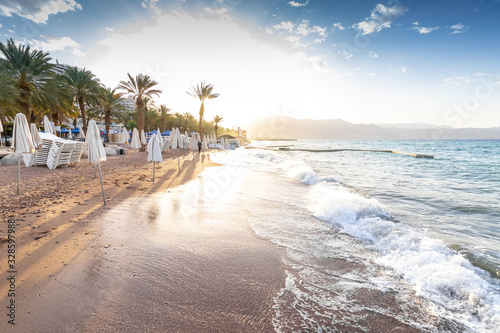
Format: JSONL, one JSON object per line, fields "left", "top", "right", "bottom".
{"left": 197, "top": 140, "right": 202, "bottom": 154}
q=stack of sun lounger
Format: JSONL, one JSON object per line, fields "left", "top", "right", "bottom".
{"left": 69, "top": 141, "right": 84, "bottom": 164}
{"left": 22, "top": 133, "right": 84, "bottom": 169}
{"left": 46, "top": 140, "right": 75, "bottom": 169}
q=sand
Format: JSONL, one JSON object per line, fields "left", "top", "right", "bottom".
{"left": 0, "top": 147, "right": 285, "bottom": 332}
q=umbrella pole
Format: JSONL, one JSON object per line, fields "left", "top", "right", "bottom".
{"left": 17, "top": 157, "right": 20, "bottom": 195}
{"left": 134, "top": 149, "right": 137, "bottom": 169}
{"left": 98, "top": 162, "right": 106, "bottom": 206}
{"left": 153, "top": 161, "right": 156, "bottom": 184}
{"left": 94, "top": 164, "right": 96, "bottom": 178}
{"left": 177, "top": 148, "right": 180, "bottom": 172}
{"left": 192, "top": 151, "right": 195, "bottom": 166}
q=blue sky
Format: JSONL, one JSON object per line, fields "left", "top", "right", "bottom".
{"left": 1, "top": 0, "right": 499, "bottom": 128}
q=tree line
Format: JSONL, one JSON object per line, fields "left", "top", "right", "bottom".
{"left": 0, "top": 38, "right": 231, "bottom": 141}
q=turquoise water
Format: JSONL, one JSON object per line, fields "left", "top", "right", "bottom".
{"left": 212, "top": 140, "right": 500, "bottom": 332}
{"left": 279, "top": 140, "right": 500, "bottom": 279}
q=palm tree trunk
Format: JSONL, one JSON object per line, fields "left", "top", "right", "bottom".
{"left": 136, "top": 100, "right": 143, "bottom": 132}
{"left": 105, "top": 110, "right": 111, "bottom": 142}
{"left": 144, "top": 106, "right": 148, "bottom": 133}
{"left": 78, "top": 98, "right": 87, "bottom": 133}
{"left": 198, "top": 100, "right": 204, "bottom": 136}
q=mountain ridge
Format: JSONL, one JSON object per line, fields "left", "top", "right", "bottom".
{"left": 248, "top": 116, "right": 500, "bottom": 140}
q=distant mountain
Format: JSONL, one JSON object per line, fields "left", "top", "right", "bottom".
{"left": 248, "top": 116, "right": 500, "bottom": 140}
{"left": 375, "top": 122, "right": 453, "bottom": 130}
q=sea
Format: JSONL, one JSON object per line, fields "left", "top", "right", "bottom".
{"left": 205, "top": 139, "right": 500, "bottom": 332}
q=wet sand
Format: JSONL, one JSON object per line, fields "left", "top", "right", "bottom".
{"left": 0, "top": 148, "right": 285, "bottom": 332}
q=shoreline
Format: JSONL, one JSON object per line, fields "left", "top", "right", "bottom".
{"left": 0, "top": 148, "right": 286, "bottom": 332}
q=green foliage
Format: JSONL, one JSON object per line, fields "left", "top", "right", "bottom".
{"left": 117, "top": 73, "right": 161, "bottom": 134}
{"left": 187, "top": 81, "right": 220, "bottom": 135}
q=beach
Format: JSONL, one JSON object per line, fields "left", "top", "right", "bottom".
{"left": 0, "top": 148, "right": 283, "bottom": 332}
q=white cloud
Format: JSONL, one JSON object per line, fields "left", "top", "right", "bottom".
{"left": 23, "top": 35, "right": 84, "bottom": 56}
{"left": 368, "top": 72, "right": 375, "bottom": 76}
{"left": 204, "top": 7, "right": 229, "bottom": 16}
{"left": 292, "top": 52, "right": 328, "bottom": 73}
{"left": 411, "top": 22, "right": 439, "bottom": 34}
{"left": 273, "top": 21, "right": 294, "bottom": 32}
{"left": 0, "top": 0, "right": 82, "bottom": 24}
{"left": 369, "top": 51, "right": 378, "bottom": 58}
{"left": 449, "top": 23, "right": 468, "bottom": 34}
{"left": 83, "top": 11, "right": 349, "bottom": 128}
{"left": 443, "top": 76, "right": 470, "bottom": 86}
{"left": 443, "top": 73, "right": 496, "bottom": 86}
{"left": 332, "top": 23, "right": 345, "bottom": 31}
{"left": 289, "top": 0, "right": 309, "bottom": 7}
{"left": 401, "top": 67, "right": 406, "bottom": 74}
{"left": 286, "top": 35, "right": 307, "bottom": 48}
{"left": 265, "top": 28, "right": 273, "bottom": 34}
{"left": 142, "top": 0, "right": 161, "bottom": 15}
{"left": 105, "top": 27, "right": 115, "bottom": 32}
{"left": 354, "top": 4, "right": 408, "bottom": 35}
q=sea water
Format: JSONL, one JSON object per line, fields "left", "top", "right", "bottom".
{"left": 210, "top": 140, "right": 500, "bottom": 332}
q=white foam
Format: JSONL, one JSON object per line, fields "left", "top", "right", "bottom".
{"left": 307, "top": 181, "right": 500, "bottom": 332}
{"left": 224, "top": 146, "right": 500, "bottom": 331}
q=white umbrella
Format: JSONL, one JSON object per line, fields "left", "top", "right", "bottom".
{"left": 30, "top": 123, "right": 42, "bottom": 168}
{"left": 196, "top": 133, "right": 200, "bottom": 142}
{"left": 130, "top": 128, "right": 141, "bottom": 168}
{"left": 43, "top": 115, "right": 54, "bottom": 135}
{"left": 170, "top": 127, "right": 181, "bottom": 171}
{"left": 87, "top": 119, "right": 107, "bottom": 206}
{"left": 156, "top": 128, "right": 164, "bottom": 149}
{"left": 147, "top": 134, "right": 163, "bottom": 184}
{"left": 13, "top": 114, "right": 35, "bottom": 195}
{"left": 189, "top": 133, "right": 197, "bottom": 166}
{"left": 140, "top": 129, "right": 147, "bottom": 145}
{"left": 202, "top": 135, "right": 208, "bottom": 150}
{"left": 78, "top": 126, "right": 85, "bottom": 139}
{"left": 0, "top": 119, "right": 3, "bottom": 149}
{"left": 121, "top": 127, "right": 130, "bottom": 144}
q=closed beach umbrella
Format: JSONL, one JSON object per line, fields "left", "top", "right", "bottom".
{"left": 30, "top": 123, "right": 42, "bottom": 168}
{"left": 30, "top": 123, "right": 42, "bottom": 149}
{"left": 130, "top": 128, "right": 141, "bottom": 168}
{"left": 170, "top": 127, "right": 181, "bottom": 171}
{"left": 121, "top": 127, "right": 130, "bottom": 144}
{"left": 147, "top": 134, "right": 163, "bottom": 184}
{"left": 170, "top": 127, "right": 178, "bottom": 149}
{"left": 43, "top": 115, "right": 54, "bottom": 135}
{"left": 140, "top": 129, "right": 147, "bottom": 145}
{"left": 189, "top": 133, "right": 197, "bottom": 166}
{"left": 13, "top": 113, "right": 35, "bottom": 195}
{"left": 189, "top": 133, "right": 197, "bottom": 150}
{"left": 78, "top": 126, "right": 85, "bottom": 139}
{"left": 87, "top": 120, "right": 107, "bottom": 206}
{"left": 202, "top": 135, "right": 208, "bottom": 150}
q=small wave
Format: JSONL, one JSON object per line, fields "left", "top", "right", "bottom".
{"left": 306, "top": 182, "right": 500, "bottom": 332}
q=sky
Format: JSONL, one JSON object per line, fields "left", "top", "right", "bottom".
{"left": 0, "top": 0, "right": 499, "bottom": 129}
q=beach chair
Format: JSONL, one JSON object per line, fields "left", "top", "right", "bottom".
{"left": 46, "top": 141, "right": 75, "bottom": 169}
{"left": 69, "top": 141, "right": 84, "bottom": 165}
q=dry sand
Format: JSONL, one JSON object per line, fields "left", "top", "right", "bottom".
{"left": 0, "top": 147, "right": 285, "bottom": 332}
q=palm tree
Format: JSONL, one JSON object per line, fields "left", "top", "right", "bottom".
{"left": 213, "top": 115, "right": 223, "bottom": 138}
{"left": 187, "top": 81, "right": 219, "bottom": 136}
{"left": 62, "top": 66, "right": 102, "bottom": 132}
{"left": 117, "top": 73, "right": 161, "bottom": 134}
{"left": 158, "top": 105, "right": 172, "bottom": 131}
{"left": 0, "top": 38, "right": 56, "bottom": 123}
{"left": 94, "top": 87, "right": 125, "bottom": 141}
{"left": 142, "top": 96, "right": 156, "bottom": 133}
{"left": 0, "top": 73, "right": 21, "bottom": 119}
